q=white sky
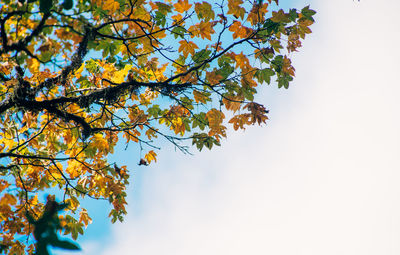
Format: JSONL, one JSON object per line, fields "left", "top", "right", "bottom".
{"left": 75, "top": 0, "right": 400, "bottom": 254}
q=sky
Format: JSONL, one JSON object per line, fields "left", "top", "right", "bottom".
{"left": 60, "top": 0, "right": 400, "bottom": 254}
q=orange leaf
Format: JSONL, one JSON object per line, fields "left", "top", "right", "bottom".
{"left": 227, "top": 0, "right": 246, "bottom": 19}
{"left": 247, "top": 3, "right": 269, "bottom": 26}
{"left": 229, "top": 114, "right": 252, "bottom": 130}
{"left": 178, "top": 40, "right": 199, "bottom": 58}
{"left": 198, "top": 21, "right": 215, "bottom": 40}
{"left": 223, "top": 95, "right": 243, "bottom": 112}
{"left": 282, "top": 56, "right": 295, "bottom": 76}
{"left": 233, "top": 52, "right": 250, "bottom": 69}
{"left": 193, "top": 90, "right": 209, "bottom": 104}
{"left": 206, "top": 71, "right": 223, "bottom": 85}
{"left": 174, "top": 0, "right": 192, "bottom": 13}
{"left": 206, "top": 108, "right": 225, "bottom": 129}
{"left": 229, "top": 21, "right": 252, "bottom": 39}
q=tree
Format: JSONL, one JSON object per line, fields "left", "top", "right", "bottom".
{"left": 0, "top": 0, "right": 315, "bottom": 253}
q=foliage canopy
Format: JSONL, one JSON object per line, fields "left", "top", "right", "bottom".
{"left": 0, "top": 0, "right": 315, "bottom": 253}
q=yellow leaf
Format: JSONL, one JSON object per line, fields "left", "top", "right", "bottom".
{"left": 145, "top": 150, "right": 157, "bottom": 163}
{"left": 103, "top": 0, "right": 120, "bottom": 13}
{"left": 74, "top": 63, "right": 85, "bottom": 79}
{"left": 270, "top": 9, "right": 289, "bottom": 23}
{"left": 93, "top": 133, "right": 109, "bottom": 151}
{"left": 233, "top": 52, "right": 250, "bottom": 69}
{"left": 206, "top": 109, "right": 227, "bottom": 139}
{"left": 26, "top": 58, "right": 40, "bottom": 73}
{"left": 112, "top": 64, "right": 132, "bottom": 83}
{"left": 0, "top": 194, "right": 17, "bottom": 207}
{"left": 195, "top": 2, "right": 215, "bottom": 21}
{"left": 247, "top": 3, "right": 269, "bottom": 26}
{"left": 66, "top": 160, "right": 83, "bottom": 179}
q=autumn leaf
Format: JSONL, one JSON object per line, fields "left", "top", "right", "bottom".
{"left": 206, "top": 71, "right": 223, "bottom": 85}
{"left": 79, "top": 208, "right": 93, "bottom": 227}
{"left": 270, "top": 9, "right": 289, "bottom": 23}
{"left": 244, "top": 102, "right": 269, "bottom": 125}
{"left": 247, "top": 3, "right": 269, "bottom": 26}
{"left": 229, "top": 114, "right": 252, "bottom": 130}
{"left": 26, "top": 58, "right": 40, "bottom": 73}
{"left": 178, "top": 40, "right": 199, "bottom": 58}
{"left": 227, "top": 0, "right": 246, "bottom": 19}
{"left": 198, "top": 21, "right": 215, "bottom": 40}
{"left": 229, "top": 21, "right": 252, "bottom": 39}
{"left": 145, "top": 150, "right": 157, "bottom": 163}
{"left": 174, "top": 0, "right": 192, "bottom": 13}
{"left": 232, "top": 52, "right": 250, "bottom": 69}
{"left": 195, "top": 2, "right": 215, "bottom": 22}
{"left": 223, "top": 94, "right": 243, "bottom": 112}
{"left": 193, "top": 90, "right": 210, "bottom": 104}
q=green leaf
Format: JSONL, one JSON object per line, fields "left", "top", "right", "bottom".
{"left": 155, "top": 11, "right": 167, "bottom": 26}
{"left": 172, "top": 26, "right": 186, "bottom": 39}
{"left": 242, "top": 87, "right": 255, "bottom": 101}
{"left": 148, "top": 105, "right": 161, "bottom": 118}
{"left": 192, "top": 133, "right": 219, "bottom": 151}
{"left": 155, "top": 2, "right": 172, "bottom": 14}
{"left": 263, "top": 19, "right": 280, "bottom": 34}
{"left": 193, "top": 49, "right": 211, "bottom": 63}
{"left": 289, "top": 8, "right": 298, "bottom": 22}
{"left": 255, "top": 68, "right": 274, "bottom": 85}
{"left": 271, "top": 55, "right": 284, "bottom": 73}
{"left": 301, "top": 5, "right": 316, "bottom": 21}
{"left": 277, "top": 73, "right": 293, "bottom": 89}
{"left": 192, "top": 113, "right": 207, "bottom": 130}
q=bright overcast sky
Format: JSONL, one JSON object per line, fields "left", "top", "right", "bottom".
{"left": 64, "top": 0, "right": 400, "bottom": 254}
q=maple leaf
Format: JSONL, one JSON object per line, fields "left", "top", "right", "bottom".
{"left": 178, "top": 40, "right": 199, "bottom": 58}
{"left": 232, "top": 52, "right": 250, "bottom": 69}
{"left": 198, "top": 21, "right": 215, "bottom": 40}
{"left": 193, "top": 90, "right": 210, "bottom": 104}
{"left": 206, "top": 71, "right": 223, "bottom": 85}
{"left": 270, "top": 9, "right": 289, "bottom": 23}
{"left": 247, "top": 3, "right": 269, "bottom": 26}
{"left": 195, "top": 2, "right": 215, "bottom": 22}
{"left": 227, "top": 0, "right": 246, "bottom": 19}
{"left": 244, "top": 102, "right": 269, "bottom": 125}
{"left": 223, "top": 94, "right": 244, "bottom": 112}
{"left": 229, "top": 21, "right": 252, "bottom": 39}
{"left": 229, "top": 114, "right": 252, "bottom": 130}
{"left": 145, "top": 150, "right": 157, "bottom": 164}
{"left": 173, "top": 0, "right": 192, "bottom": 13}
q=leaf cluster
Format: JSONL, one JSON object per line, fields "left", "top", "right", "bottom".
{"left": 0, "top": 0, "right": 315, "bottom": 253}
